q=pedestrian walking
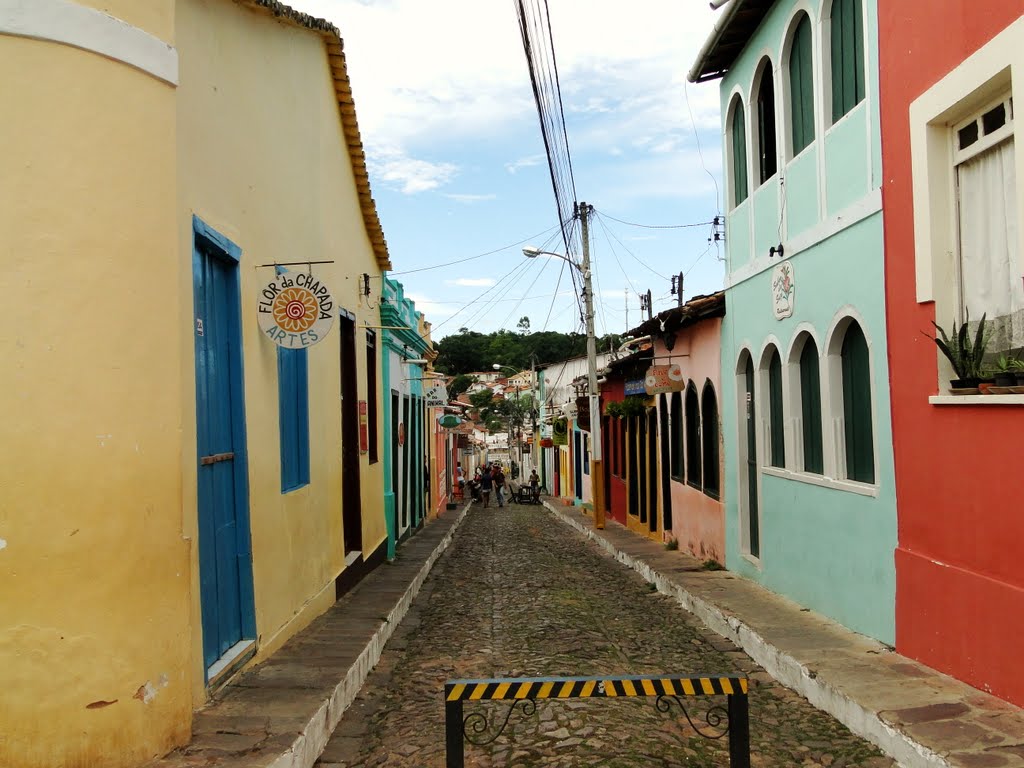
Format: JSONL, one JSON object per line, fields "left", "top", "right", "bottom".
{"left": 492, "top": 463, "right": 507, "bottom": 507}
{"left": 479, "top": 466, "right": 493, "bottom": 508}
{"left": 529, "top": 469, "right": 539, "bottom": 502}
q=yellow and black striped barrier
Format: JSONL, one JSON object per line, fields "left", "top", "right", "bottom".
{"left": 444, "top": 674, "right": 750, "bottom": 767}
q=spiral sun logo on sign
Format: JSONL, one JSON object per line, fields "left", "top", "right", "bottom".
{"left": 273, "top": 287, "right": 319, "bottom": 332}
{"left": 258, "top": 272, "right": 335, "bottom": 348}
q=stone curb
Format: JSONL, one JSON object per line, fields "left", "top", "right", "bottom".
{"left": 545, "top": 502, "right": 948, "bottom": 768}
{"left": 187, "top": 502, "right": 473, "bottom": 768}
{"left": 283, "top": 502, "right": 474, "bottom": 768}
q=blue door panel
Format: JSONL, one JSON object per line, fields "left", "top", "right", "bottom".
{"left": 193, "top": 220, "right": 254, "bottom": 672}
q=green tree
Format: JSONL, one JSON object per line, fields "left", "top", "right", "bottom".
{"left": 449, "top": 373, "right": 476, "bottom": 398}
{"left": 517, "top": 316, "right": 531, "bottom": 335}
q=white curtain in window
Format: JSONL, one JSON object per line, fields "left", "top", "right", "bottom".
{"left": 957, "top": 138, "right": 1024, "bottom": 351}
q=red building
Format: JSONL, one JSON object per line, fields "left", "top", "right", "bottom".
{"left": 879, "top": 4, "right": 1024, "bottom": 705}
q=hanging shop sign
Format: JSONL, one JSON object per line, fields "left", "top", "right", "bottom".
{"left": 257, "top": 272, "right": 335, "bottom": 348}
{"left": 552, "top": 417, "right": 569, "bottom": 446}
{"left": 645, "top": 364, "right": 686, "bottom": 395}
{"left": 438, "top": 414, "right": 462, "bottom": 429}
{"left": 771, "top": 262, "right": 795, "bottom": 320}
{"left": 425, "top": 383, "right": 448, "bottom": 407}
{"left": 624, "top": 378, "right": 647, "bottom": 396}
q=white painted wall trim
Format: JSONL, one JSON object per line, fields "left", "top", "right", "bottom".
{"left": 725, "top": 189, "right": 882, "bottom": 290}
{"left": 0, "top": 0, "right": 178, "bottom": 85}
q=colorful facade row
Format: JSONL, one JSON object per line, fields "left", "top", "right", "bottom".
{"left": 0, "top": 2, "right": 453, "bottom": 766}
{"left": 685, "top": 0, "right": 1024, "bottom": 707}
{"left": 538, "top": 0, "right": 1024, "bottom": 714}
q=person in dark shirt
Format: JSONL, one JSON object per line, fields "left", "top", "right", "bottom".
{"left": 492, "top": 463, "right": 507, "bottom": 507}
{"left": 529, "top": 469, "right": 540, "bottom": 502}
{"left": 479, "top": 467, "right": 493, "bottom": 508}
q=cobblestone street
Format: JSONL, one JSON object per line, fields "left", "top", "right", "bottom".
{"left": 315, "top": 503, "right": 895, "bottom": 767}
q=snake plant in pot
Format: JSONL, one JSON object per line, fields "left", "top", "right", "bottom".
{"left": 929, "top": 312, "right": 989, "bottom": 392}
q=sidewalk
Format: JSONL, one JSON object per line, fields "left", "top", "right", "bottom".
{"left": 546, "top": 500, "right": 1024, "bottom": 768}
{"left": 147, "top": 503, "right": 470, "bottom": 768}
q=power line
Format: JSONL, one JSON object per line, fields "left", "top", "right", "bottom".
{"left": 684, "top": 76, "right": 722, "bottom": 217}
{"left": 595, "top": 210, "right": 715, "bottom": 230}
{"left": 594, "top": 212, "right": 670, "bottom": 281}
{"left": 515, "top": 0, "right": 580, "bottom": 262}
{"left": 388, "top": 224, "right": 560, "bottom": 276}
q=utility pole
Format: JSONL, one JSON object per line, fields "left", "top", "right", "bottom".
{"left": 579, "top": 201, "right": 605, "bottom": 528}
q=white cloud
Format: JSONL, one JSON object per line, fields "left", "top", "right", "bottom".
{"left": 443, "top": 193, "right": 498, "bottom": 203}
{"left": 288, "top": 0, "right": 723, "bottom": 198}
{"left": 369, "top": 146, "right": 457, "bottom": 194}
{"left": 446, "top": 278, "right": 496, "bottom": 287}
{"left": 505, "top": 154, "right": 545, "bottom": 174}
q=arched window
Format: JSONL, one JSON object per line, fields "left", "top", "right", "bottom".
{"left": 830, "top": 0, "right": 864, "bottom": 123}
{"left": 670, "top": 391, "right": 683, "bottom": 481}
{"left": 788, "top": 13, "right": 815, "bottom": 155}
{"left": 799, "top": 338, "right": 824, "bottom": 474}
{"left": 756, "top": 59, "right": 778, "bottom": 183}
{"left": 768, "top": 347, "right": 785, "bottom": 467}
{"left": 685, "top": 383, "right": 702, "bottom": 488}
{"left": 841, "top": 321, "right": 874, "bottom": 482}
{"left": 701, "top": 383, "right": 720, "bottom": 499}
{"left": 730, "top": 98, "right": 749, "bottom": 206}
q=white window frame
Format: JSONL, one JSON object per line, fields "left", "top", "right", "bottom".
{"left": 752, "top": 56, "right": 780, "bottom": 188}
{"left": 910, "top": 17, "right": 1024, "bottom": 402}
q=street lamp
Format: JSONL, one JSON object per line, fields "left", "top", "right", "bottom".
{"left": 521, "top": 200, "right": 605, "bottom": 528}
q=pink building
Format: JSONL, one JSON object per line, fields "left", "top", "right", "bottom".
{"left": 628, "top": 293, "right": 726, "bottom": 561}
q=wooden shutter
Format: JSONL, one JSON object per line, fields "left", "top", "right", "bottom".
{"left": 790, "top": 14, "right": 815, "bottom": 155}
{"left": 701, "top": 385, "right": 720, "bottom": 499}
{"left": 278, "top": 346, "right": 310, "bottom": 492}
{"left": 685, "top": 385, "right": 702, "bottom": 489}
{"left": 732, "top": 101, "right": 749, "bottom": 205}
{"left": 757, "top": 64, "right": 778, "bottom": 183}
{"left": 799, "top": 340, "right": 823, "bottom": 474}
{"left": 831, "top": 0, "right": 864, "bottom": 123}
{"left": 842, "top": 323, "right": 874, "bottom": 483}
{"left": 670, "top": 392, "right": 683, "bottom": 480}
{"left": 768, "top": 350, "right": 785, "bottom": 468}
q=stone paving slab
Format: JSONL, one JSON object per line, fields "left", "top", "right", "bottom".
{"left": 144, "top": 504, "right": 470, "bottom": 768}
{"left": 549, "top": 502, "right": 1024, "bottom": 768}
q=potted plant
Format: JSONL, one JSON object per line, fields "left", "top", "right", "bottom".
{"left": 1011, "top": 357, "right": 1024, "bottom": 387}
{"left": 929, "top": 312, "right": 989, "bottom": 393}
{"left": 992, "top": 355, "right": 1018, "bottom": 387}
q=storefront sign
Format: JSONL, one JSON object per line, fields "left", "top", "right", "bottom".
{"left": 257, "top": 272, "right": 335, "bottom": 348}
{"left": 645, "top": 364, "right": 686, "bottom": 395}
{"left": 771, "top": 262, "right": 795, "bottom": 320}
{"left": 425, "top": 383, "right": 448, "bottom": 407}
{"left": 438, "top": 414, "right": 462, "bottom": 429}
{"left": 552, "top": 417, "right": 568, "bottom": 446}
{"left": 624, "top": 378, "right": 646, "bottom": 396}
{"left": 358, "top": 400, "right": 368, "bottom": 453}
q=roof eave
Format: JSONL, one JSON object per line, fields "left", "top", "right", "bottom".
{"left": 240, "top": 1, "right": 392, "bottom": 271}
{"left": 687, "top": 0, "right": 748, "bottom": 83}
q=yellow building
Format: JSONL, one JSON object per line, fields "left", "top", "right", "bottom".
{"left": 0, "top": 1, "right": 391, "bottom": 765}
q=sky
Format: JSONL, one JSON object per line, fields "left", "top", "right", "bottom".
{"left": 289, "top": 0, "right": 726, "bottom": 340}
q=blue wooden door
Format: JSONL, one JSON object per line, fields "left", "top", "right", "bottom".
{"left": 193, "top": 220, "right": 255, "bottom": 673}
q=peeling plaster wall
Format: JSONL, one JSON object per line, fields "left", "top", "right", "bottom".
{"left": 0, "top": 2, "right": 192, "bottom": 765}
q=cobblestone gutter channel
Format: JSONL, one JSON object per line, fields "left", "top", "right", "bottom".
{"left": 545, "top": 502, "right": 956, "bottom": 768}
{"left": 316, "top": 503, "right": 895, "bottom": 767}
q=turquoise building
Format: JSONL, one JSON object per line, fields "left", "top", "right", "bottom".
{"left": 689, "top": 0, "right": 896, "bottom": 643}
{"left": 380, "top": 277, "right": 432, "bottom": 559}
